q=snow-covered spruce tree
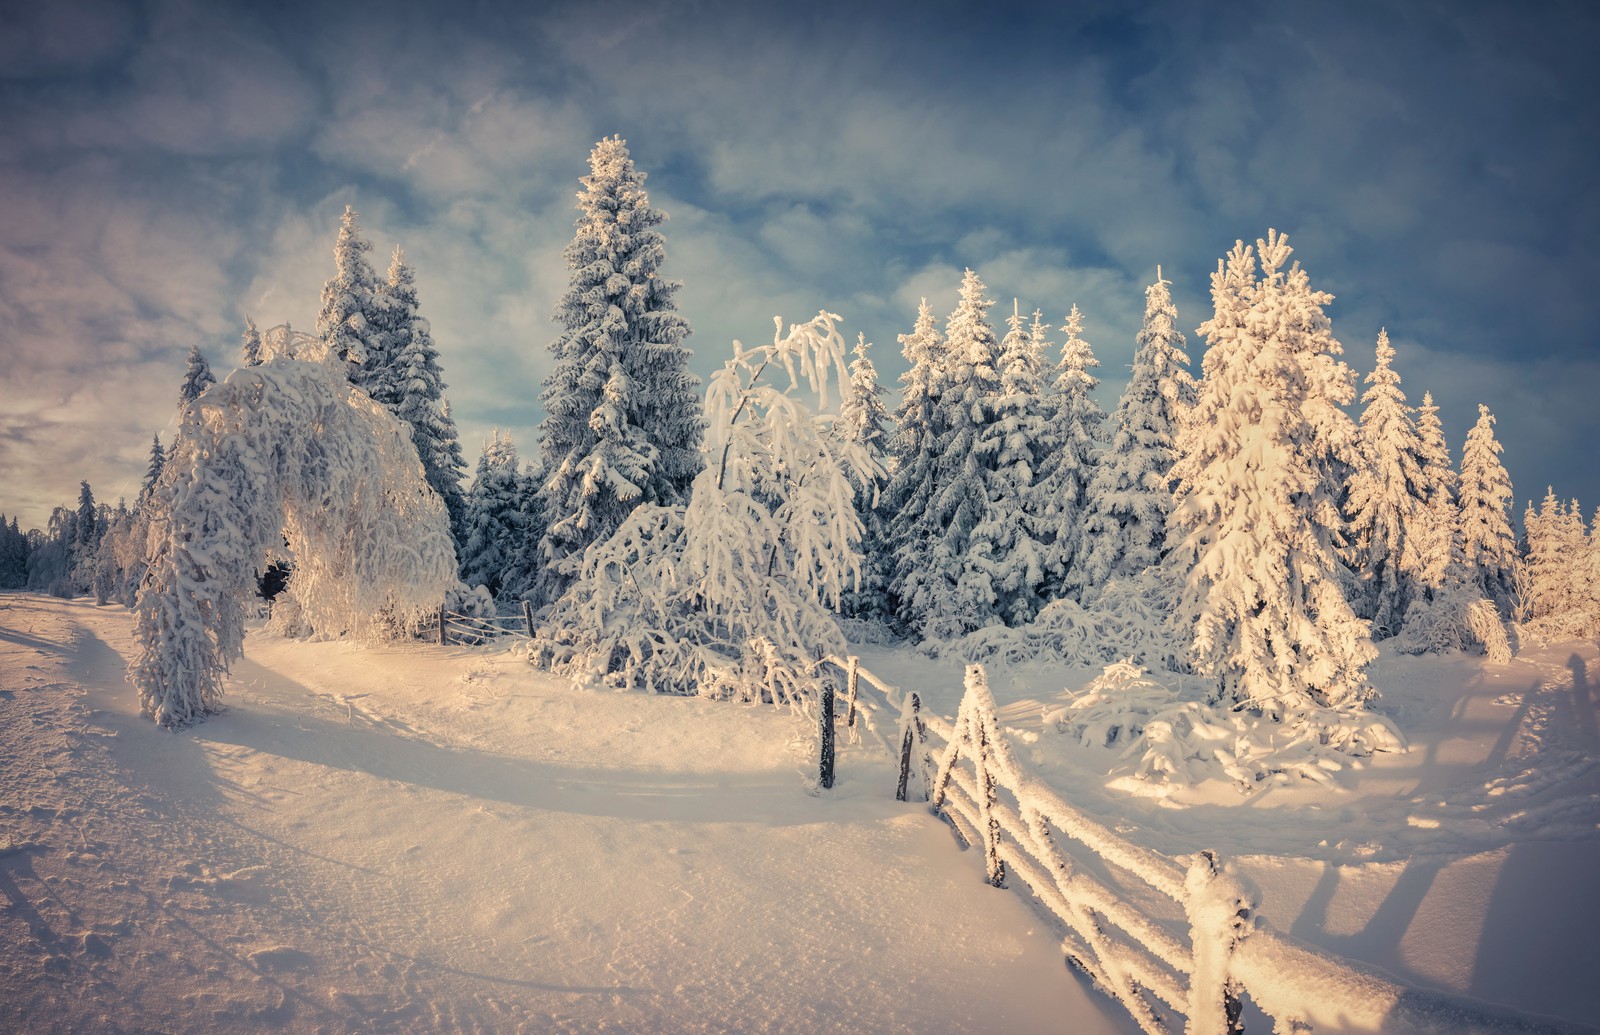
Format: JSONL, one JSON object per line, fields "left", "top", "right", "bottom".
{"left": 373, "top": 247, "right": 469, "bottom": 544}
{"left": 1523, "top": 489, "right": 1594, "bottom": 640}
{"left": 241, "top": 316, "right": 262, "bottom": 367}
{"left": 881, "top": 298, "right": 946, "bottom": 628}
{"left": 317, "top": 205, "right": 384, "bottom": 373}
{"left": 178, "top": 345, "right": 216, "bottom": 408}
{"left": 967, "top": 302, "right": 1049, "bottom": 625}
{"left": 0, "top": 516, "right": 29, "bottom": 589}
{"left": 535, "top": 312, "right": 874, "bottom": 706}
{"left": 535, "top": 136, "right": 703, "bottom": 604}
{"left": 897, "top": 270, "right": 1003, "bottom": 639}
{"left": 457, "top": 430, "right": 526, "bottom": 597}
{"left": 137, "top": 434, "right": 166, "bottom": 511}
{"left": 835, "top": 333, "right": 892, "bottom": 618}
{"left": 1344, "top": 330, "right": 1426, "bottom": 638}
{"left": 1407, "top": 391, "right": 1458, "bottom": 599}
{"left": 1456, "top": 404, "right": 1521, "bottom": 618}
{"left": 1073, "top": 271, "right": 1195, "bottom": 596}
{"left": 131, "top": 346, "right": 456, "bottom": 727}
{"left": 1041, "top": 305, "right": 1105, "bottom": 602}
{"left": 1168, "top": 231, "right": 1377, "bottom": 722}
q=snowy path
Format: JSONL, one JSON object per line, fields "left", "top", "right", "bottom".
{"left": 0, "top": 594, "right": 1135, "bottom": 1034}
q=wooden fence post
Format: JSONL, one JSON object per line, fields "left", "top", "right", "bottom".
{"left": 438, "top": 603, "right": 448, "bottom": 646}
{"left": 1184, "top": 849, "right": 1249, "bottom": 1035}
{"left": 897, "top": 692, "right": 926, "bottom": 802}
{"left": 974, "top": 704, "right": 1005, "bottom": 888}
{"left": 522, "top": 599, "right": 535, "bottom": 639}
{"left": 845, "top": 655, "right": 860, "bottom": 729}
{"left": 819, "top": 677, "right": 836, "bottom": 789}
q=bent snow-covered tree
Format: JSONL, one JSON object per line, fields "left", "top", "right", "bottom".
{"left": 130, "top": 348, "right": 457, "bottom": 727}
{"left": 536, "top": 311, "right": 873, "bottom": 708}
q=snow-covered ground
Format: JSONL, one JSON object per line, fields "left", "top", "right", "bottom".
{"left": 0, "top": 593, "right": 1134, "bottom": 1034}
{"left": 851, "top": 637, "right": 1600, "bottom": 1029}
{"left": 4, "top": 592, "right": 1598, "bottom": 1032}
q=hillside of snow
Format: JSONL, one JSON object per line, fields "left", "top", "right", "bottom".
{"left": 3, "top": 591, "right": 1598, "bottom": 1032}
{"left": 0, "top": 593, "right": 1134, "bottom": 1034}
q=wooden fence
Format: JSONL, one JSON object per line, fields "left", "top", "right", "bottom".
{"left": 816, "top": 654, "right": 1587, "bottom": 1035}
{"left": 418, "top": 600, "right": 536, "bottom": 646}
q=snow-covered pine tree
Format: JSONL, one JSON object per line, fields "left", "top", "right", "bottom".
{"left": 1523, "top": 489, "right": 1593, "bottom": 639}
{"left": 1168, "top": 231, "right": 1375, "bottom": 719}
{"left": 241, "top": 316, "right": 263, "bottom": 367}
{"left": 178, "top": 345, "right": 216, "bottom": 407}
{"left": 373, "top": 247, "right": 469, "bottom": 544}
{"left": 1457, "top": 403, "right": 1520, "bottom": 617}
{"left": 137, "top": 434, "right": 165, "bottom": 510}
{"left": 1344, "top": 330, "right": 1427, "bottom": 638}
{"left": 317, "top": 205, "right": 384, "bottom": 374}
{"left": 1041, "top": 305, "right": 1105, "bottom": 601}
{"left": 0, "top": 516, "right": 28, "bottom": 589}
{"left": 458, "top": 431, "right": 525, "bottom": 597}
{"left": 898, "top": 270, "right": 1003, "bottom": 639}
{"left": 1073, "top": 271, "right": 1194, "bottom": 595}
{"left": 536, "top": 136, "right": 703, "bottom": 604}
{"left": 1407, "top": 391, "right": 1458, "bottom": 599}
{"left": 968, "top": 301, "right": 1049, "bottom": 625}
{"left": 882, "top": 298, "right": 946, "bottom": 626}
{"left": 836, "top": 333, "right": 892, "bottom": 617}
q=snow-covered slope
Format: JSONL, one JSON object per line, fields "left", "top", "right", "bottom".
{"left": 0, "top": 594, "right": 1134, "bottom": 1034}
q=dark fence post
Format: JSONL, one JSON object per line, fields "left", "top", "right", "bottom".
{"left": 438, "top": 603, "right": 448, "bottom": 646}
{"left": 845, "top": 655, "right": 860, "bottom": 729}
{"left": 897, "top": 691, "right": 923, "bottom": 802}
{"left": 522, "top": 599, "right": 535, "bottom": 639}
{"left": 819, "top": 677, "right": 836, "bottom": 789}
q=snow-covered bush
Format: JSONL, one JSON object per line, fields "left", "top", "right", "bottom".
{"left": 131, "top": 348, "right": 457, "bottom": 727}
{"left": 1043, "top": 661, "right": 1404, "bottom": 796}
{"left": 929, "top": 568, "right": 1179, "bottom": 669}
{"left": 533, "top": 311, "right": 875, "bottom": 709}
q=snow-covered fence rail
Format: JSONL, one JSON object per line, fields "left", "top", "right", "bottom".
{"left": 421, "top": 599, "right": 537, "bottom": 646}
{"left": 816, "top": 655, "right": 1587, "bottom": 1035}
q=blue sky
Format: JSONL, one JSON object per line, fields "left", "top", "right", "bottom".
{"left": 2, "top": 0, "right": 1596, "bottom": 531}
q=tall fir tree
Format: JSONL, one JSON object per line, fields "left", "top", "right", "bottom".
{"left": 1407, "top": 390, "right": 1458, "bottom": 599}
{"left": 1041, "top": 305, "right": 1105, "bottom": 601}
{"left": 968, "top": 302, "right": 1049, "bottom": 625}
{"left": 374, "top": 247, "right": 469, "bottom": 546}
{"left": 138, "top": 434, "right": 166, "bottom": 510}
{"left": 178, "top": 345, "right": 216, "bottom": 407}
{"left": 536, "top": 136, "right": 703, "bottom": 603}
{"left": 1457, "top": 403, "right": 1520, "bottom": 617}
{"left": 1073, "top": 271, "right": 1194, "bottom": 594}
{"left": 836, "top": 333, "right": 892, "bottom": 617}
{"left": 317, "top": 205, "right": 384, "bottom": 374}
{"left": 896, "top": 269, "right": 1003, "bottom": 638}
{"left": 241, "top": 316, "right": 263, "bottom": 367}
{"left": 1345, "top": 330, "right": 1426, "bottom": 637}
{"left": 1168, "top": 231, "right": 1374, "bottom": 717}
{"left": 881, "top": 298, "right": 946, "bottom": 624}
{"left": 458, "top": 431, "right": 527, "bottom": 597}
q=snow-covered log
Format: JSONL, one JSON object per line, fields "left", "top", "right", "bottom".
{"left": 131, "top": 349, "right": 457, "bottom": 727}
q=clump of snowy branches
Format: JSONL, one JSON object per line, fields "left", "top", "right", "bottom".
{"left": 131, "top": 350, "right": 457, "bottom": 727}
{"left": 533, "top": 312, "right": 877, "bottom": 709}
{"left": 928, "top": 569, "right": 1180, "bottom": 670}
{"left": 1043, "top": 661, "right": 1404, "bottom": 796}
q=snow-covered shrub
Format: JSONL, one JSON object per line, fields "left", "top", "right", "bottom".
{"left": 1044, "top": 661, "right": 1404, "bottom": 796}
{"left": 931, "top": 568, "right": 1179, "bottom": 669}
{"left": 1394, "top": 566, "right": 1513, "bottom": 663}
{"left": 131, "top": 349, "right": 457, "bottom": 727}
{"left": 533, "top": 312, "right": 875, "bottom": 709}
